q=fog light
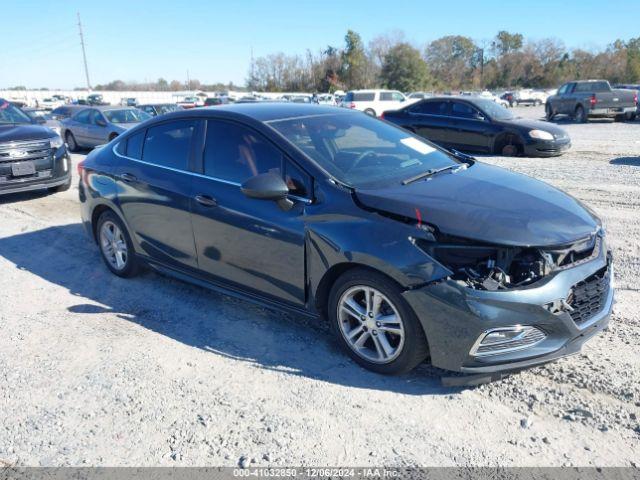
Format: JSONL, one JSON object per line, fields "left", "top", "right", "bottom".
{"left": 470, "top": 326, "right": 546, "bottom": 357}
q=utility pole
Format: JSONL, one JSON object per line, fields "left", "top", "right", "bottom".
{"left": 77, "top": 12, "right": 91, "bottom": 90}
{"left": 186, "top": 70, "right": 191, "bottom": 90}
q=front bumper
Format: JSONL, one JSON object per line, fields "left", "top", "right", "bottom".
{"left": 0, "top": 150, "right": 71, "bottom": 195}
{"left": 523, "top": 137, "right": 571, "bottom": 157}
{"left": 403, "top": 239, "right": 613, "bottom": 374}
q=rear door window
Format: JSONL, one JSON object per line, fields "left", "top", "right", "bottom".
{"left": 142, "top": 120, "right": 197, "bottom": 170}
{"left": 74, "top": 109, "right": 91, "bottom": 124}
{"left": 204, "top": 120, "right": 283, "bottom": 183}
{"left": 352, "top": 92, "right": 375, "bottom": 101}
{"left": 410, "top": 101, "right": 448, "bottom": 115}
{"left": 380, "top": 92, "right": 393, "bottom": 101}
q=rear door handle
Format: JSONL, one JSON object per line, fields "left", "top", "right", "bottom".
{"left": 194, "top": 194, "right": 217, "bottom": 207}
{"left": 121, "top": 173, "right": 137, "bottom": 183}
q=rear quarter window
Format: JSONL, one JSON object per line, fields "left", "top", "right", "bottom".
{"left": 125, "top": 131, "right": 145, "bottom": 159}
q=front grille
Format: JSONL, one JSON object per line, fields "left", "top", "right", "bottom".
{"left": 475, "top": 328, "right": 546, "bottom": 356}
{"left": 0, "top": 140, "right": 52, "bottom": 164}
{"left": 568, "top": 263, "right": 611, "bottom": 326}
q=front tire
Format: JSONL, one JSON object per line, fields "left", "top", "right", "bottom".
{"left": 96, "top": 211, "right": 139, "bottom": 278}
{"left": 364, "top": 108, "right": 376, "bottom": 117}
{"left": 328, "top": 268, "right": 429, "bottom": 375}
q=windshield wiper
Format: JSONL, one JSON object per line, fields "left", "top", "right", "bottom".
{"left": 402, "top": 164, "right": 467, "bottom": 185}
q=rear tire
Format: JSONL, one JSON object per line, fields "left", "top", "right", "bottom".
{"left": 574, "top": 105, "right": 587, "bottom": 123}
{"left": 328, "top": 268, "right": 429, "bottom": 375}
{"left": 545, "top": 103, "right": 555, "bottom": 121}
{"left": 364, "top": 108, "right": 376, "bottom": 117}
{"left": 96, "top": 211, "right": 139, "bottom": 278}
{"left": 65, "top": 131, "right": 78, "bottom": 152}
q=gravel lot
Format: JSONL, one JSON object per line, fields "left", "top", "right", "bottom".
{"left": 0, "top": 106, "right": 638, "bottom": 467}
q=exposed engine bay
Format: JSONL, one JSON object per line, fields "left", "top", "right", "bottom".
{"left": 416, "top": 232, "right": 601, "bottom": 291}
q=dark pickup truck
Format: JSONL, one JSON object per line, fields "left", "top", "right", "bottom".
{"left": 546, "top": 80, "right": 637, "bottom": 122}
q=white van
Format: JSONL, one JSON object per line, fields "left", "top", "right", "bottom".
{"left": 340, "top": 89, "right": 408, "bottom": 117}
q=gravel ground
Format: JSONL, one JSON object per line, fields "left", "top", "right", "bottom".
{"left": 0, "top": 106, "right": 638, "bottom": 467}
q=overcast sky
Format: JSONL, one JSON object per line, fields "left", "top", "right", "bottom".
{"left": 2, "top": 0, "right": 638, "bottom": 89}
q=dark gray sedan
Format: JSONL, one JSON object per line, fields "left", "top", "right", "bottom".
{"left": 62, "top": 106, "right": 151, "bottom": 151}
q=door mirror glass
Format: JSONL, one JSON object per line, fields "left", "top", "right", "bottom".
{"left": 241, "top": 173, "right": 289, "bottom": 200}
{"left": 96, "top": 118, "right": 107, "bottom": 127}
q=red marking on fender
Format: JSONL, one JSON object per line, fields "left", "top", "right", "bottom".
{"left": 415, "top": 208, "right": 422, "bottom": 228}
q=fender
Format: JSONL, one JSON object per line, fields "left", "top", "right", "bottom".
{"left": 306, "top": 211, "right": 451, "bottom": 303}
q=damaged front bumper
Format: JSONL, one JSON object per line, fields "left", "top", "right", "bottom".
{"left": 402, "top": 240, "right": 613, "bottom": 376}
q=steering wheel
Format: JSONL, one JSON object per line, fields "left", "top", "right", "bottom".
{"left": 346, "top": 150, "right": 377, "bottom": 174}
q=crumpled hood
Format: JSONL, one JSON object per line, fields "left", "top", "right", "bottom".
{"left": 355, "top": 162, "right": 599, "bottom": 246}
{"left": 0, "top": 124, "right": 56, "bottom": 143}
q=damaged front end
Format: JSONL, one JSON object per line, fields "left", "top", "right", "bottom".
{"left": 415, "top": 230, "right": 602, "bottom": 291}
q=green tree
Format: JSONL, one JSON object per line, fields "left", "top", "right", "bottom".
{"left": 381, "top": 43, "right": 432, "bottom": 91}
{"left": 492, "top": 31, "right": 524, "bottom": 56}
{"left": 340, "top": 30, "right": 371, "bottom": 89}
{"left": 425, "top": 35, "right": 478, "bottom": 89}
{"left": 625, "top": 37, "right": 640, "bottom": 82}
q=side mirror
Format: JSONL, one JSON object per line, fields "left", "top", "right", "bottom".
{"left": 241, "top": 173, "right": 293, "bottom": 210}
{"left": 32, "top": 116, "right": 46, "bottom": 125}
{"left": 96, "top": 119, "right": 107, "bottom": 127}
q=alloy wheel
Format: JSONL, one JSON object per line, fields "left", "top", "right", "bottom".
{"left": 337, "top": 285, "right": 405, "bottom": 364}
{"left": 99, "top": 220, "right": 128, "bottom": 271}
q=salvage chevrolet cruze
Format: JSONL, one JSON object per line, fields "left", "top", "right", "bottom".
{"left": 78, "top": 104, "right": 613, "bottom": 380}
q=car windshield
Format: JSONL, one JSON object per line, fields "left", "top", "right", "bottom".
{"left": 0, "top": 100, "right": 32, "bottom": 124}
{"left": 472, "top": 98, "right": 515, "bottom": 120}
{"left": 269, "top": 112, "right": 459, "bottom": 188}
{"left": 103, "top": 109, "right": 151, "bottom": 124}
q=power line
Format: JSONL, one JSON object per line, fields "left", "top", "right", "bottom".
{"left": 77, "top": 12, "right": 91, "bottom": 90}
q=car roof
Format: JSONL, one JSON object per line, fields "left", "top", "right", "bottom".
{"left": 155, "top": 103, "right": 354, "bottom": 123}
{"left": 94, "top": 105, "right": 139, "bottom": 111}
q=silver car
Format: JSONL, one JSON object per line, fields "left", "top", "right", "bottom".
{"left": 62, "top": 106, "right": 151, "bottom": 151}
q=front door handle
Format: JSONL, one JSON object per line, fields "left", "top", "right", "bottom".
{"left": 194, "top": 194, "right": 218, "bottom": 207}
{"left": 121, "top": 173, "right": 137, "bottom": 183}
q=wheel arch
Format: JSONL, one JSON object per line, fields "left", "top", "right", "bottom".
{"left": 89, "top": 201, "right": 132, "bottom": 245}
{"left": 492, "top": 130, "right": 524, "bottom": 154}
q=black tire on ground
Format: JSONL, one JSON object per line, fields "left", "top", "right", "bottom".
{"left": 535, "top": 99, "right": 542, "bottom": 106}
{"left": 574, "top": 105, "right": 587, "bottom": 123}
{"left": 628, "top": 113, "right": 637, "bottom": 121}
{"left": 95, "top": 210, "right": 139, "bottom": 278}
{"left": 328, "top": 268, "right": 429, "bottom": 375}
{"left": 364, "top": 108, "right": 376, "bottom": 117}
{"left": 545, "top": 103, "right": 555, "bottom": 121}
{"left": 494, "top": 134, "right": 523, "bottom": 156}
{"left": 65, "top": 131, "right": 78, "bottom": 152}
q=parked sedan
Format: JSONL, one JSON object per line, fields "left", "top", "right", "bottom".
{"left": 62, "top": 106, "right": 151, "bottom": 151}
{"left": 383, "top": 97, "right": 570, "bottom": 156}
{"left": 78, "top": 104, "right": 611, "bottom": 382}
